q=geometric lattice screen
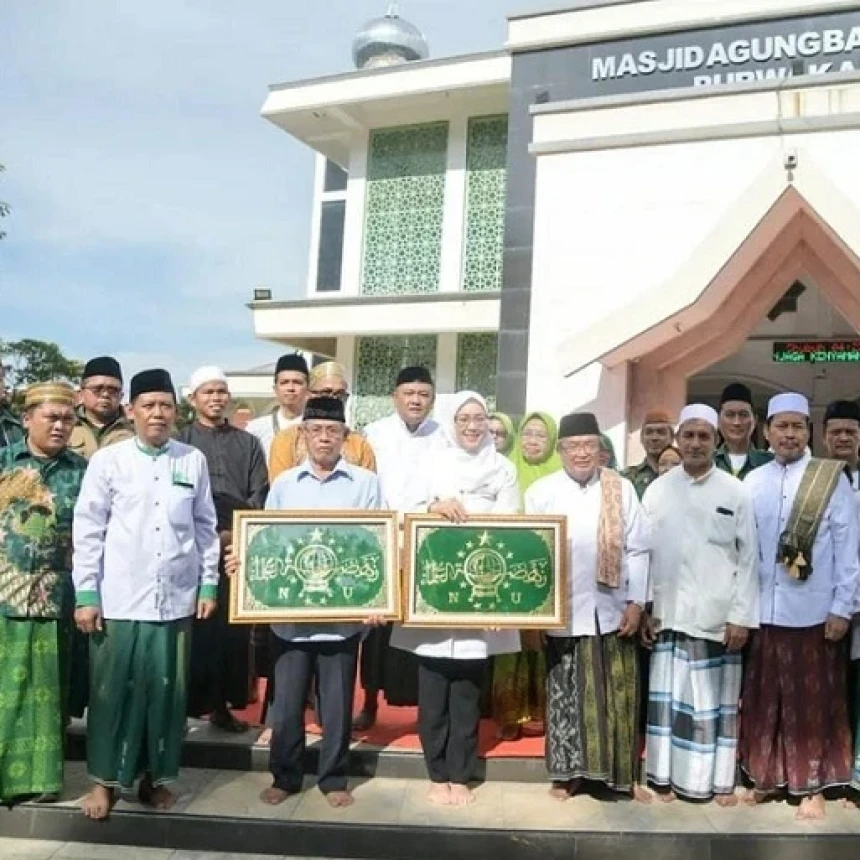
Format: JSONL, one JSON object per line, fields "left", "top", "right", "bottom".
{"left": 456, "top": 333, "right": 498, "bottom": 411}
{"left": 361, "top": 122, "right": 448, "bottom": 296}
{"left": 463, "top": 115, "right": 508, "bottom": 293}
{"left": 352, "top": 335, "right": 438, "bottom": 429}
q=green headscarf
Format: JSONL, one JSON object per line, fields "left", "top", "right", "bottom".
{"left": 511, "top": 411, "right": 562, "bottom": 494}
{"left": 489, "top": 412, "right": 516, "bottom": 458}
{"left": 599, "top": 433, "right": 618, "bottom": 469}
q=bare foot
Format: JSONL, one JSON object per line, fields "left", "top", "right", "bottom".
{"left": 325, "top": 789, "right": 354, "bottom": 808}
{"left": 260, "top": 786, "right": 294, "bottom": 805}
{"left": 496, "top": 724, "right": 521, "bottom": 742}
{"left": 549, "top": 779, "right": 578, "bottom": 802}
{"left": 138, "top": 776, "right": 177, "bottom": 811}
{"left": 632, "top": 784, "right": 653, "bottom": 804}
{"left": 428, "top": 782, "right": 452, "bottom": 805}
{"left": 658, "top": 789, "right": 677, "bottom": 803}
{"left": 842, "top": 796, "right": 860, "bottom": 810}
{"left": 743, "top": 788, "right": 770, "bottom": 807}
{"left": 256, "top": 727, "right": 273, "bottom": 746}
{"left": 81, "top": 785, "right": 115, "bottom": 820}
{"left": 796, "top": 794, "right": 826, "bottom": 821}
{"left": 714, "top": 793, "right": 739, "bottom": 808}
{"left": 449, "top": 783, "right": 475, "bottom": 806}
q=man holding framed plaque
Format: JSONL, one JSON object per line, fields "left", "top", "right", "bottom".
{"left": 525, "top": 412, "right": 650, "bottom": 802}
{"left": 230, "top": 395, "right": 383, "bottom": 809}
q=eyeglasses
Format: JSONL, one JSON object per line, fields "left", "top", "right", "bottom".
{"left": 304, "top": 425, "right": 345, "bottom": 439}
{"left": 83, "top": 385, "right": 122, "bottom": 398}
{"left": 455, "top": 415, "right": 488, "bottom": 428}
{"left": 559, "top": 441, "right": 600, "bottom": 454}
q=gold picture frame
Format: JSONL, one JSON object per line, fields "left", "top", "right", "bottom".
{"left": 229, "top": 509, "right": 401, "bottom": 624}
{"left": 401, "top": 513, "right": 568, "bottom": 629}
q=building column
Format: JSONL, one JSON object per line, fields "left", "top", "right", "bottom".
{"left": 436, "top": 333, "right": 458, "bottom": 395}
{"left": 337, "top": 336, "right": 358, "bottom": 423}
{"left": 340, "top": 131, "right": 369, "bottom": 298}
{"left": 438, "top": 116, "right": 469, "bottom": 294}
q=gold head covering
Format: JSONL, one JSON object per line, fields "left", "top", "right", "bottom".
{"left": 309, "top": 361, "right": 347, "bottom": 387}
{"left": 24, "top": 381, "right": 76, "bottom": 409}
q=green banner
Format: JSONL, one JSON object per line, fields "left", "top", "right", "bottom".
{"left": 244, "top": 523, "right": 388, "bottom": 611}
{"left": 415, "top": 526, "right": 557, "bottom": 616}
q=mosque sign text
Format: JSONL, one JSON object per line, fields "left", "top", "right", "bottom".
{"left": 401, "top": 515, "right": 567, "bottom": 629}
{"left": 556, "top": 9, "right": 860, "bottom": 98}
{"left": 773, "top": 340, "right": 860, "bottom": 364}
{"left": 229, "top": 510, "right": 400, "bottom": 623}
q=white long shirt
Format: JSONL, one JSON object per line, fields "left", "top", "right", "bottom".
{"left": 744, "top": 452, "right": 860, "bottom": 627}
{"left": 642, "top": 465, "right": 759, "bottom": 643}
{"left": 72, "top": 438, "right": 220, "bottom": 621}
{"left": 363, "top": 412, "right": 448, "bottom": 511}
{"left": 247, "top": 409, "right": 301, "bottom": 463}
{"left": 391, "top": 452, "right": 521, "bottom": 661}
{"left": 525, "top": 468, "right": 650, "bottom": 638}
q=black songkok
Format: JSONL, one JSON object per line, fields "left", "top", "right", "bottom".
{"left": 395, "top": 365, "right": 434, "bottom": 388}
{"left": 303, "top": 396, "right": 346, "bottom": 423}
{"left": 558, "top": 412, "right": 600, "bottom": 439}
{"left": 82, "top": 356, "right": 123, "bottom": 382}
{"left": 824, "top": 399, "right": 860, "bottom": 426}
{"left": 719, "top": 383, "right": 753, "bottom": 407}
{"left": 129, "top": 369, "right": 176, "bottom": 402}
{"left": 275, "top": 353, "right": 310, "bottom": 379}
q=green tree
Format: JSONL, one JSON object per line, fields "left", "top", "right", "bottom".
{"left": 0, "top": 163, "right": 9, "bottom": 241}
{"left": 0, "top": 338, "right": 84, "bottom": 389}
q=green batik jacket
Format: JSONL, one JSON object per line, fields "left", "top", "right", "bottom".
{"left": 0, "top": 406, "right": 23, "bottom": 449}
{"left": 622, "top": 459, "right": 659, "bottom": 500}
{"left": 0, "top": 440, "right": 87, "bottom": 619}
{"left": 714, "top": 445, "right": 773, "bottom": 480}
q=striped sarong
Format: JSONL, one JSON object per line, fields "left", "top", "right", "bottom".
{"left": 645, "top": 632, "right": 741, "bottom": 799}
{"left": 545, "top": 632, "right": 639, "bottom": 791}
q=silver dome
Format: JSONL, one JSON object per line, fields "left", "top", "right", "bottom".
{"left": 352, "top": 3, "right": 429, "bottom": 70}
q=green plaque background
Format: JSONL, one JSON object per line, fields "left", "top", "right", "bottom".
{"left": 244, "top": 523, "right": 388, "bottom": 611}
{"left": 415, "top": 526, "right": 556, "bottom": 616}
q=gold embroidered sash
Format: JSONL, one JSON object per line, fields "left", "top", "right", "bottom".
{"left": 777, "top": 458, "right": 844, "bottom": 581}
{"left": 597, "top": 468, "right": 624, "bottom": 589}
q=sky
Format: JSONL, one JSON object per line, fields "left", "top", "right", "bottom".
{"left": 1, "top": 1, "right": 507, "bottom": 386}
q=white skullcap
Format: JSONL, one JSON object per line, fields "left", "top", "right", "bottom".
{"left": 678, "top": 403, "right": 718, "bottom": 430}
{"left": 767, "top": 392, "right": 809, "bottom": 419}
{"left": 187, "top": 365, "right": 228, "bottom": 396}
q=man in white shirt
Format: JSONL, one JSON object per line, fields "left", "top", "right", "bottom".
{"left": 72, "top": 369, "right": 220, "bottom": 820}
{"left": 525, "top": 412, "right": 650, "bottom": 802}
{"left": 355, "top": 366, "right": 448, "bottom": 729}
{"left": 641, "top": 404, "right": 758, "bottom": 805}
{"left": 740, "top": 392, "right": 859, "bottom": 820}
{"left": 246, "top": 353, "right": 310, "bottom": 462}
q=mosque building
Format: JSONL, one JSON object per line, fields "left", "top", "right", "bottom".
{"left": 246, "top": 0, "right": 860, "bottom": 461}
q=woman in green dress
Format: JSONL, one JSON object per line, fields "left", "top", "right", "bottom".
{"left": 492, "top": 412, "right": 562, "bottom": 740}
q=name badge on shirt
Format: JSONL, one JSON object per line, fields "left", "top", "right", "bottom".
{"left": 172, "top": 473, "right": 194, "bottom": 489}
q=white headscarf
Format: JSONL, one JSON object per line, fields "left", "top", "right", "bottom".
{"left": 432, "top": 391, "right": 509, "bottom": 502}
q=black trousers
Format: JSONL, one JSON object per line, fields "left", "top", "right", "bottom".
{"left": 269, "top": 635, "right": 359, "bottom": 794}
{"left": 417, "top": 656, "right": 485, "bottom": 785}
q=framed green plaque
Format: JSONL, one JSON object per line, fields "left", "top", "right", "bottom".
{"left": 402, "top": 514, "right": 568, "bottom": 629}
{"left": 230, "top": 510, "right": 401, "bottom": 624}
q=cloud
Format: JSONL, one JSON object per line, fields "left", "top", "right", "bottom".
{"left": 1, "top": 1, "right": 505, "bottom": 374}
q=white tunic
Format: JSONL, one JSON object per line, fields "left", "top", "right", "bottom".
{"left": 391, "top": 444, "right": 521, "bottom": 661}
{"left": 525, "top": 469, "right": 649, "bottom": 638}
{"left": 72, "top": 438, "right": 220, "bottom": 621}
{"left": 363, "top": 412, "right": 448, "bottom": 511}
{"left": 744, "top": 453, "right": 860, "bottom": 628}
{"left": 642, "top": 465, "right": 759, "bottom": 643}
{"left": 247, "top": 409, "right": 302, "bottom": 463}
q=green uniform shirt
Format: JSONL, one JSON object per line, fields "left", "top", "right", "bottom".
{"left": 0, "top": 406, "right": 23, "bottom": 449}
{"left": 622, "top": 459, "right": 659, "bottom": 500}
{"left": 714, "top": 445, "right": 773, "bottom": 480}
{"left": 0, "top": 440, "right": 87, "bottom": 618}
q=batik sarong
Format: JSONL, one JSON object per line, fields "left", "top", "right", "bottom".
{"left": 740, "top": 624, "right": 851, "bottom": 794}
{"left": 87, "top": 617, "right": 191, "bottom": 788}
{"left": 0, "top": 616, "right": 68, "bottom": 801}
{"left": 545, "top": 632, "right": 638, "bottom": 791}
{"left": 492, "top": 649, "right": 546, "bottom": 728}
{"left": 645, "top": 631, "right": 741, "bottom": 798}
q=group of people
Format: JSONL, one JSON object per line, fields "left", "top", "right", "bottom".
{"left": 3, "top": 352, "right": 860, "bottom": 823}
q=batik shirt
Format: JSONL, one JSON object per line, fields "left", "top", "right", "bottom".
{"left": 622, "top": 459, "right": 659, "bottom": 500}
{"left": 0, "top": 440, "right": 87, "bottom": 618}
{"left": 0, "top": 406, "right": 23, "bottom": 449}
